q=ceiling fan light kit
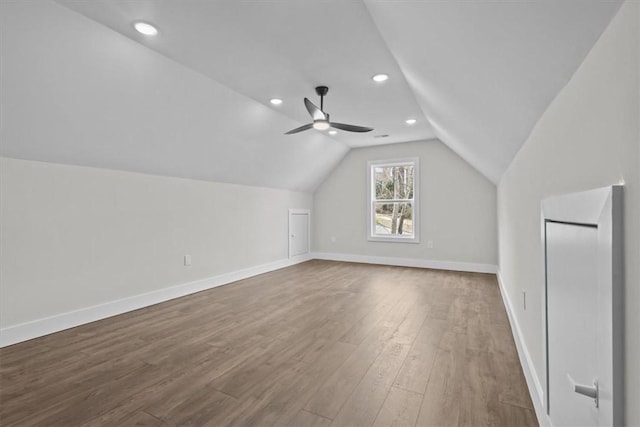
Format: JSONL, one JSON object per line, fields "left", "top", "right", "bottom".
{"left": 285, "top": 86, "right": 373, "bottom": 135}
{"left": 312, "top": 120, "right": 330, "bottom": 130}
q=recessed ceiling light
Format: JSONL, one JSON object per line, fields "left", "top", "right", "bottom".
{"left": 269, "top": 98, "right": 283, "bottom": 105}
{"left": 372, "top": 74, "right": 389, "bottom": 83}
{"left": 328, "top": 130, "right": 337, "bottom": 135}
{"left": 134, "top": 21, "right": 158, "bottom": 36}
{"left": 405, "top": 118, "right": 417, "bottom": 125}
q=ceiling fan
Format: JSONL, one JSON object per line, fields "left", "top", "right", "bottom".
{"left": 285, "top": 86, "right": 373, "bottom": 135}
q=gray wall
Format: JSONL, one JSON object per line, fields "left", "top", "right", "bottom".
{"left": 497, "top": 2, "right": 639, "bottom": 423}
{"left": 0, "top": 157, "right": 312, "bottom": 327}
{"left": 314, "top": 140, "right": 497, "bottom": 267}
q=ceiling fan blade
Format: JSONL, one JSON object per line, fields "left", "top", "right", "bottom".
{"left": 304, "top": 98, "right": 326, "bottom": 121}
{"left": 285, "top": 123, "right": 314, "bottom": 135}
{"left": 330, "top": 122, "right": 374, "bottom": 133}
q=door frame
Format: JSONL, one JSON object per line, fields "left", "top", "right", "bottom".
{"left": 288, "top": 208, "right": 311, "bottom": 259}
{"left": 540, "top": 185, "right": 623, "bottom": 425}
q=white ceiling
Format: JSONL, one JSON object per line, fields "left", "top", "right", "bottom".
{"left": 364, "top": 0, "right": 623, "bottom": 182}
{"left": 1, "top": 0, "right": 622, "bottom": 190}
{"left": 55, "top": 0, "right": 436, "bottom": 148}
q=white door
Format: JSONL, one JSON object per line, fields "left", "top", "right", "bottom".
{"left": 289, "top": 209, "right": 309, "bottom": 258}
{"left": 546, "top": 222, "right": 599, "bottom": 426}
{"left": 542, "top": 185, "right": 624, "bottom": 427}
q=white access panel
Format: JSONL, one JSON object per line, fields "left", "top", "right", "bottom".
{"left": 547, "top": 222, "right": 599, "bottom": 426}
{"left": 542, "top": 186, "right": 623, "bottom": 427}
{"left": 289, "top": 209, "right": 310, "bottom": 258}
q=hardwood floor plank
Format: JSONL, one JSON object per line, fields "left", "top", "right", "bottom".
{"left": 415, "top": 333, "right": 467, "bottom": 427}
{"left": 371, "top": 386, "right": 423, "bottom": 427}
{"left": 490, "top": 402, "right": 539, "bottom": 426}
{"left": 459, "top": 348, "right": 493, "bottom": 426}
{"left": 489, "top": 325, "right": 535, "bottom": 410}
{"left": 393, "top": 318, "right": 447, "bottom": 394}
{"left": 82, "top": 409, "right": 169, "bottom": 427}
{"left": 302, "top": 329, "right": 393, "bottom": 420}
{"left": 288, "top": 409, "right": 332, "bottom": 427}
{"left": 9, "top": 362, "right": 163, "bottom": 426}
{"left": 251, "top": 340, "right": 357, "bottom": 427}
{"left": 154, "top": 388, "right": 237, "bottom": 427}
{"left": 210, "top": 333, "right": 319, "bottom": 398}
{"left": 135, "top": 359, "right": 241, "bottom": 421}
{"left": 0, "top": 261, "right": 535, "bottom": 427}
{"left": 1, "top": 355, "right": 153, "bottom": 424}
{"left": 330, "top": 342, "right": 411, "bottom": 427}
{"left": 337, "top": 284, "right": 407, "bottom": 345}
{"left": 304, "top": 294, "right": 422, "bottom": 420}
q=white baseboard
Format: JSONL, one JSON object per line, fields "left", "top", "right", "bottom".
{"left": 0, "top": 254, "right": 312, "bottom": 348}
{"left": 496, "top": 270, "right": 549, "bottom": 426}
{"left": 313, "top": 252, "right": 497, "bottom": 274}
{"left": 0, "top": 253, "right": 494, "bottom": 348}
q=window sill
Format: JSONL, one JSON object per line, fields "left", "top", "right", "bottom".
{"left": 368, "top": 236, "right": 420, "bottom": 244}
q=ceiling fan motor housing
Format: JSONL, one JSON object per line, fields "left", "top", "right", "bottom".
{"left": 315, "top": 86, "right": 329, "bottom": 97}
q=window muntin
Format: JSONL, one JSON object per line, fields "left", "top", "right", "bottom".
{"left": 368, "top": 158, "right": 419, "bottom": 242}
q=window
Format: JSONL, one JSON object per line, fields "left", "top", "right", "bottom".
{"left": 368, "top": 158, "right": 419, "bottom": 242}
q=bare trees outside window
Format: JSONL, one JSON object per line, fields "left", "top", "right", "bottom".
{"left": 368, "top": 158, "right": 419, "bottom": 242}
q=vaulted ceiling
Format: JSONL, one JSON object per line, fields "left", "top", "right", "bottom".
{"left": 0, "top": 0, "right": 622, "bottom": 190}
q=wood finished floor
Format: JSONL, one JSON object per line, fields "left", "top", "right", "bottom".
{"left": 0, "top": 260, "right": 537, "bottom": 427}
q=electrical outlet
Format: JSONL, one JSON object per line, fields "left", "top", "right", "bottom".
{"left": 184, "top": 254, "right": 192, "bottom": 266}
{"left": 427, "top": 240, "right": 433, "bottom": 249}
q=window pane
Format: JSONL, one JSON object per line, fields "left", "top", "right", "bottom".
{"left": 374, "top": 202, "right": 413, "bottom": 236}
{"left": 374, "top": 165, "right": 414, "bottom": 200}
{"left": 374, "top": 167, "right": 393, "bottom": 199}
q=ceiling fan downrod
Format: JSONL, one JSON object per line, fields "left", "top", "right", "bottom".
{"left": 315, "top": 86, "right": 329, "bottom": 111}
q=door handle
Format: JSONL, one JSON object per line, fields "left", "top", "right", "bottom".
{"left": 573, "top": 379, "right": 599, "bottom": 408}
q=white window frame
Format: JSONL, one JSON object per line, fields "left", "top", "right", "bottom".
{"left": 367, "top": 157, "right": 419, "bottom": 243}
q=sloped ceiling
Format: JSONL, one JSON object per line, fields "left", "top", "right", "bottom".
{"left": 0, "top": 0, "right": 622, "bottom": 190}
{"left": 364, "top": 0, "right": 623, "bottom": 183}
